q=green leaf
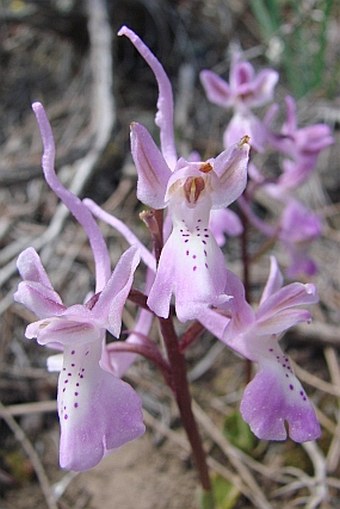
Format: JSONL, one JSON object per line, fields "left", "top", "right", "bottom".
{"left": 223, "top": 411, "right": 256, "bottom": 453}
{"left": 212, "top": 475, "right": 240, "bottom": 509}
{"left": 250, "top": 0, "right": 279, "bottom": 40}
{"left": 198, "top": 476, "right": 240, "bottom": 509}
{"left": 199, "top": 488, "right": 216, "bottom": 509}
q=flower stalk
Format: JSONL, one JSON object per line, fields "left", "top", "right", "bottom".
{"left": 159, "top": 315, "right": 213, "bottom": 497}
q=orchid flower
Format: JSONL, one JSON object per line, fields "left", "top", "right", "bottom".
{"left": 15, "top": 246, "right": 145, "bottom": 471}
{"left": 118, "top": 26, "right": 250, "bottom": 321}
{"left": 14, "top": 103, "right": 145, "bottom": 471}
{"left": 279, "top": 199, "right": 322, "bottom": 277}
{"left": 267, "top": 96, "right": 333, "bottom": 190}
{"left": 200, "top": 55, "right": 279, "bottom": 151}
{"left": 199, "top": 257, "right": 320, "bottom": 442}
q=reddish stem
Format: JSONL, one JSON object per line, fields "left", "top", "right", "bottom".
{"left": 107, "top": 341, "right": 173, "bottom": 388}
{"left": 140, "top": 206, "right": 213, "bottom": 496}
{"left": 159, "top": 316, "right": 212, "bottom": 492}
{"left": 179, "top": 321, "right": 205, "bottom": 353}
{"left": 239, "top": 193, "right": 252, "bottom": 384}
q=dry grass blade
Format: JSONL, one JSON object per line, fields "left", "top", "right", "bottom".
{"left": 143, "top": 408, "right": 255, "bottom": 504}
{"left": 192, "top": 400, "right": 273, "bottom": 509}
{"left": 0, "top": 400, "right": 58, "bottom": 509}
{"left": 302, "top": 441, "right": 328, "bottom": 509}
{"left": 324, "top": 347, "right": 340, "bottom": 472}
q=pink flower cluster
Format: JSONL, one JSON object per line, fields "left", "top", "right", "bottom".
{"left": 201, "top": 56, "right": 333, "bottom": 277}
{"left": 14, "top": 26, "right": 330, "bottom": 472}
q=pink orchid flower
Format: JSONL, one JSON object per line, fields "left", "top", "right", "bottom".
{"left": 200, "top": 56, "right": 279, "bottom": 151}
{"left": 119, "top": 26, "right": 250, "bottom": 322}
{"left": 199, "top": 257, "right": 320, "bottom": 442}
{"left": 14, "top": 103, "right": 145, "bottom": 471}
{"left": 15, "top": 246, "right": 144, "bottom": 471}
{"left": 267, "top": 96, "right": 333, "bottom": 190}
{"left": 279, "top": 199, "right": 322, "bottom": 278}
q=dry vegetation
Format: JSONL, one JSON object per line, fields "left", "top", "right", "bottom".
{"left": 0, "top": 1, "right": 340, "bottom": 508}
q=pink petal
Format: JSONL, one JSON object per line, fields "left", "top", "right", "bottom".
{"left": 256, "top": 282, "right": 318, "bottom": 330}
{"left": 259, "top": 256, "right": 283, "bottom": 305}
{"left": 230, "top": 60, "right": 255, "bottom": 90}
{"left": 223, "top": 111, "right": 268, "bottom": 152}
{"left": 212, "top": 139, "right": 250, "bottom": 208}
{"left": 222, "top": 270, "right": 255, "bottom": 344}
{"left": 130, "top": 122, "right": 171, "bottom": 209}
{"left": 209, "top": 208, "right": 243, "bottom": 246}
{"left": 16, "top": 247, "right": 55, "bottom": 289}
{"left": 58, "top": 342, "right": 145, "bottom": 471}
{"left": 200, "top": 70, "right": 233, "bottom": 108}
{"left": 256, "top": 309, "right": 312, "bottom": 335}
{"left": 14, "top": 281, "right": 65, "bottom": 319}
{"left": 244, "top": 68, "right": 279, "bottom": 108}
{"left": 148, "top": 223, "right": 228, "bottom": 322}
{"left": 94, "top": 246, "right": 140, "bottom": 337}
{"left": 26, "top": 313, "right": 101, "bottom": 347}
{"left": 240, "top": 348, "right": 320, "bottom": 442}
{"left": 118, "top": 26, "right": 177, "bottom": 169}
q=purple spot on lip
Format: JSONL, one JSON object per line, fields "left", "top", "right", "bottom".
{"left": 205, "top": 263, "right": 208, "bottom": 268}
{"left": 64, "top": 414, "right": 68, "bottom": 420}
{"left": 193, "top": 266, "right": 197, "bottom": 271}
{"left": 74, "top": 403, "right": 79, "bottom": 408}
{"left": 186, "top": 250, "right": 189, "bottom": 256}
{"left": 71, "top": 350, "right": 75, "bottom": 355}
{"left": 202, "top": 240, "right": 207, "bottom": 245}
{"left": 289, "top": 384, "right": 294, "bottom": 390}
{"left": 193, "top": 255, "right": 196, "bottom": 259}
{"left": 184, "top": 239, "right": 189, "bottom": 243}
